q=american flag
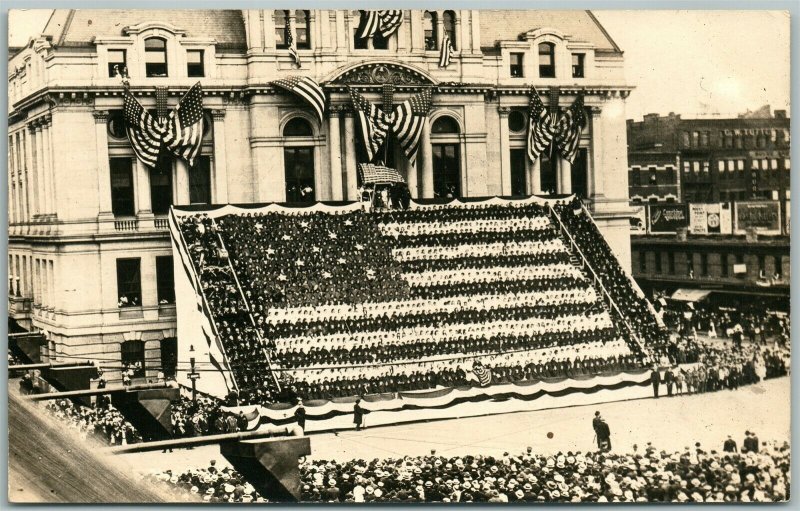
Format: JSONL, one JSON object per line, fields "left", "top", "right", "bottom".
{"left": 163, "top": 82, "right": 205, "bottom": 167}
{"left": 438, "top": 33, "right": 454, "bottom": 68}
{"left": 123, "top": 88, "right": 166, "bottom": 169}
{"left": 286, "top": 16, "right": 300, "bottom": 66}
{"left": 472, "top": 363, "right": 492, "bottom": 387}
{"left": 272, "top": 76, "right": 326, "bottom": 123}
{"left": 554, "top": 93, "right": 587, "bottom": 164}
{"left": 357, "top": 10, "right": 403, "bottom": 39}
{"left": 527, "top": 87, "right": 555, "bottom": 163}
{"left": 349, "top": 87, "right": 391, "bottom": 162}
{"left": 358, "top": 163, "right": 405, "bottom": 184}
{"left": 392, "top": 88, "right": 432, "bottom": 165}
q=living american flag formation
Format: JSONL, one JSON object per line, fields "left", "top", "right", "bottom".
{"left": 163, "top": 82, "right": 205, "bottom": 167}
{"left": 527, "top": 87, "right": 555, "bottom": 163}
{"left": 356, "top": 10, "right": 404, "bottom": 39}
{"left": 349, "top": 87, "right": 393, "bottom": 162}
{"left": 392, "top": 88, "right": 433, "bottom": 165}
{"left": 271, "top": 76, "right": 326, "bottom": 123}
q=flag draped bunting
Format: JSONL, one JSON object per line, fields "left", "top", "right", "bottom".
{"left": 554, "top": 93, "right": 587, "bottom": 164}
{"left": 392, "top": 89, "right": 432, "bottom": 165}
{"left": 123, "top": 88, "right": 166, "bottom": 169}
{"left": 527, "top": 89, "right": 587, "bottom": 165}
{"left": 163, "top": 82, "right": 205, "bottom": 167}
{"left": 439, "top": 33, "right": 454, "bottom": 68}
{"left": 526, "top": 87, "right": 555, "bottom": 163}
{"left": 357, "top": 10, "right": 404, "bottom": 39}
{"left": 349, "top": 88, "right": 393, "bottom": 162}
{"left": 272, "top": 76, "right": 326, "bottom": 123}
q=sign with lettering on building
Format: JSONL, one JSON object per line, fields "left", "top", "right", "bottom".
{"left": 734, "top": 201, "right": 782, "bottom": 235}
{"left": 689, "top": 203, "right": 733, "bottom": 235}
{"left": 647, "top": 203, "right": 689, "bottom": 234}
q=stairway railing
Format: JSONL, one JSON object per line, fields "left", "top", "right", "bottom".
{"left": 168, "top": 209, "right": 240, "bottom": 395}
{"left": 578, "top": 202, "right": 665, "bottom": 327}
{"left": 210, "top": 218, "right": 283, "bottom": 395}
{"left": 547, "top": 204, "right": 649, "bottom": 358}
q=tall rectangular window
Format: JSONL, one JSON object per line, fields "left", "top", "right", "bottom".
{"left": 538, "top": 43, "right": 555, "bottom": 77}
{"left": 700, "top": 253, "right": 708, "bottom": 276}
{"left": 686, "top": 252, "right": 694, "bottom": 276}
{"left": 510, "top": 148, "right": 527, "bottom": 196}
{"left": 189, "top": 156, "right": 211, "bottom": 204}
{"left": 571, "top": 53, "right": 585, "bottom": 78}
{"left": 721, "top": 254, "right": 729, "bottom": 277}
{"left": 121, "top": 341, "right": 145, "bottom": 377}
{"left": 510, "top": 53, "right": 524, "bottom": 78}
{"left": 107, "top": 49, "right": 126, "bottom": 78}
{"left": 116, "top": 258, "right": 141, "bottom": 308}
{"left": 667, "top": 252, "right": 675, "bottom": 274}
{"left": 144, "top": 38, "right": 168, "bottom": 77}
{"left": 150, "top": 165, "right": 173, "bottom": 215}
{"left": 186, "top": 50, "right": 204, "bottom": 77}
{"left": 655, "top": 252, "right": 663, "bottom": 273}
{"left": 110, "top": 158, "right": 135, "bottom": 216}
{"left": 295, "top": 10, "right": 311, "bottom": 49}
{"left": 155, "top": 256, "right": 175, "bottom": 305}
{"left": 284, "top": 147, "right": 315, "bottom": 202}
{"left": 275, "top": 10, "right": 289, "bottom": 48}
{"left": 639, "top": 251, "right": 647, "bottom": 273}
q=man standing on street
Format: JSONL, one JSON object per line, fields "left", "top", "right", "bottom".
{"left": 664, "top": 366, "right": 675, "bottom": 397}
{"left": 650, "top": 365, "right": 661, "bottom": 398}
{"left": 354, "top": 399, "right": 367, "bottom": 431}
{"left": 592, "top": 411, "right": 611, "bottom": 452}
{"left": 723, "top": 435, "right": 738, "bottom": 453}
{"left": 295, "top": 398, "right": 307, "bottom": 432}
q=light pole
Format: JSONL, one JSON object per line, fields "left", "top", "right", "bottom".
{"left": 188, "top": 344, "right": 200, "bottom": 403}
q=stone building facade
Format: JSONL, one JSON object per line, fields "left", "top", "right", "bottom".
{"left": 8, "top": 9, "right": 634, "bottom": 380}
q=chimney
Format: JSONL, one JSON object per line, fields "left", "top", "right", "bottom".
{"left": 774, "top": 110, "right": 787, "bottom": 119}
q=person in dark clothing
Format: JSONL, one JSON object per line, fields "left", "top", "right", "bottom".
{"left": 650, "top": 366, "right": 661, "bottom": 398}
{"left": 743, "top": 431, "right": 759, "bottom": 453}
{"left": 354, "top": 399, "right": 367, "bottom": 431}
{"left": 295, "top": 399, "right": 307, "bottom": 431}
{"left": 664, "top": 367, "right": 675, "bottom": 397}
{"left": 723, "top": 435, "right": 738, "bottom": 453}
{"left": 592, "top": 411, "right": 611, "bottom": 452}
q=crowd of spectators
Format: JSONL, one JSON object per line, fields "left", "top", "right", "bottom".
{"left": 169, "top": 396, "right": 249, "bottom": 437}
{"left": 150, "top": 440, "right": 790, "bottom": 502}
{"left": 41, "top": 398, "right": 142, "bottom": 446}
{"left": 177, "top": 202, "right": 656, "bottom": 404}
{"left": 143, "top": 461, "right": 268, "bottom": 503}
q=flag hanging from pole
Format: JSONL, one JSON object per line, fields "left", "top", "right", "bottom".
{"left": 272, "top": 76, "right": 326, "bottom": 123}
{"left": 349, "top": 87, "right": 392, "bottom": 162}
{"left": 286, "top": 16, "right": 300, "bottom": 66}
{"left": 392, "top": 88, "right": 432, "bottom": 165}
{"left": 163, "top": 82, "right": 205, "bottom": 167}
{"left": 554, "top": 93, "right": 587, "bottom": 164}
{"left": 527, "top": 87, "right": 555, "bottom": 162}
{"left": 438, "top": 33, "right": 454, "bottom": 68}
{"left": 123, "top": 88, "right": 166, "bottom": 169}
{"left": 357, "top": 10, "right": 403, "bottom": 39}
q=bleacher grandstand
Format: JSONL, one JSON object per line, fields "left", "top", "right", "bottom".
{"left": 174, "top": 197, "right": 667, "bottom": 406}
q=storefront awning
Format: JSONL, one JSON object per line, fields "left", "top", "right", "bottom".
{"left": 670, "top": 288, "right": 713, "bottom": 302}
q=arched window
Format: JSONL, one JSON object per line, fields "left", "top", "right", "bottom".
{"left": 283, "top": 118, "right": 315, "bottom": 203}
{"left": 283, "top": 117, "right": 313, "bottom": 137}
{"left": 295, "top": 10, "right": 311, "bottom": 49}
{"left": 538, "top": 42, "right": 555, "bottom": 78}
{"left": 424, "top": 11, "right": 437, "bottom": 50}
{"left": 275, "top": 10, "right": 290, "bottom": 48}
{"left": 432, "top": 116, "right": 460, "bottom": 134}
{"left": 430, "top": 116, "right": 461, "bottom": 198}
{"left": 443, "top": 11, "right": 457, "bottom": 50}
{"left": 145, "top": 37, "right": 168, "bottom": 77}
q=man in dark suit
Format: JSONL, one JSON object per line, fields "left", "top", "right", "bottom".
{"left": 664, "top": 367, "right": 675, "bottom": 397}
{"left": 650, "top": 365, "right": 661, "bottom": 398}
{"left": 723, "top": 435, "right": 738, "bottom": 453}
{"left": 743, "top": 431, "right": 759, "bottom": 453}
{"left": 354, "top": 399, "right": 366, "bottom": 431}
{"left": 592, "top": 411, "right": 611, "bottom": 452}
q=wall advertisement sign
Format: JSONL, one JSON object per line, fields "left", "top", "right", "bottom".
{"left": 688, "top": 203, "right": 732, "bottom": 234}
{"left": 734, "top": 201, "right": 782, "bottom": 235}
{"left": 648, "top": 204, "right": 689, "bottom": 234}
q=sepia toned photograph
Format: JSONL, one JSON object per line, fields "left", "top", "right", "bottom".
{"left": 6, "top": 6, "right": 791, "bottom": 504}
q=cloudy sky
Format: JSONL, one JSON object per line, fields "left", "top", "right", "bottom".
{"left": 8, "top": 9, "right": 790, "bottom": 121}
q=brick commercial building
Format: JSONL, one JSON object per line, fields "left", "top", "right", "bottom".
{"left": 8, "top": 10, "right": 635, "bottom": 382}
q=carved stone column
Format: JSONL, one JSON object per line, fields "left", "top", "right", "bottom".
{"left": 211, "top": 109, "right": 229, "bottom": 204}
{"left": 498, "top": 106, "right": 512, "bottom": 196}
{"left": 93, "top": 110, "right": 114, "bottom": 221}
{"left": 589, "top": 106, "right": 604, "bottom": 199}
{"left": 420, "top": 117, "right": 434, "bottom": 198}
{"left": 328, "top": 106, "right": 344, "bottom": 201}
{"left": 343, "top": 109, "right": 358, "bottom": 200}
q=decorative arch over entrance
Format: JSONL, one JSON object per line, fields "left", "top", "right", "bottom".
{"left": 325, "top": 61, "right": 438, "bottom": 86}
